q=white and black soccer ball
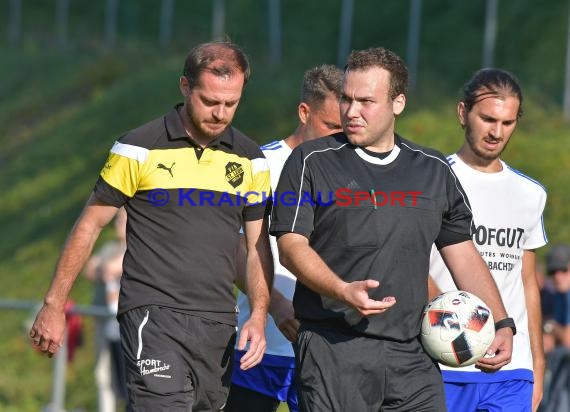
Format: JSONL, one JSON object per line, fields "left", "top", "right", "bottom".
{"left": 420, "top": 290, "right": 495, "bottom": 367}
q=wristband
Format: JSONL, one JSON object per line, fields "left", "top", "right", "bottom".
{"left": 495, "top": 317, "right": 517, "bottom": 336}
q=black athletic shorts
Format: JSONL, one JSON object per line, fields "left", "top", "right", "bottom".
{"left": 225, "top": 384, "right": 281, "bottom": 412}
{"left": 119, "top": 305, "right": 236, "bottom": 411}
{"left": 295, "top": 322, "right": 447, "bottom": 412}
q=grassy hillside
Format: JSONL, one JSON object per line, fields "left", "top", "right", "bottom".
{"left": 1, "top": 1, "right": 570, "bottom": 410}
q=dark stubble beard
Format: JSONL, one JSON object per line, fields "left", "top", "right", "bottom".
{"left": 464, "top": 123, "right": 510, "bottom": 161}
{"left": 186, "top": 104, "right": 229, "bottom": 141}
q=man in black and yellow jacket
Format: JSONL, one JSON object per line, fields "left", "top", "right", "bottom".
{"left": 30, "top": 41, "right": 273, "bottom": 412}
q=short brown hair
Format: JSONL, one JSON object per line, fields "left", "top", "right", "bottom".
{"left": 301, "top": 64, "right": 343, "bottom": 106}
{"left": 183, "top": 41, "right": 251, "bottom": 90}
{"left": 345, "top": 47, "right": 408, "bottom": 99}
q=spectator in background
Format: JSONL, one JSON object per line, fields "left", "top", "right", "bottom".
{"left": 84, "top": 207, "right": 128, "bottom": 412}
{"left": 535, "top": 260, "right": 557, "bottom": 355}
{"left": 543, "top": 244, "right": 570, "bottom": 348}
{"left": 540, "top": 244, "right": 570, "bottom": 412}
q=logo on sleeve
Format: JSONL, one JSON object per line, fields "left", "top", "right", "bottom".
{"left": 101, "top": 162, "right": 113, "bottom": 176}
{"left": 225, "top": 162, "right": 244, "bottom": 188}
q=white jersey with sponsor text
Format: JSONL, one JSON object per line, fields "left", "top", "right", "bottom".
{"left": 237, "top": 140, "right": 295, "bottom": 357}
{"left": 430, "top": 153, "right": 547, "bottom": 382}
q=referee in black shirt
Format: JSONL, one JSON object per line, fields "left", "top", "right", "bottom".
{"left": 271, "top": 47, "right": 514, "bottom": 412}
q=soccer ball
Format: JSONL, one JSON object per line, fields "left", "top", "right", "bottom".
{"left": 420, "top": 290, "right": 495, "bottom": 367}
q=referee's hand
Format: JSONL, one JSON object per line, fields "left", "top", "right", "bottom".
{"left": 341, "top": 280, "right": 396, "bottom": 317}
{"left": 237, "top": 315, "right": 267, "bottom": 370}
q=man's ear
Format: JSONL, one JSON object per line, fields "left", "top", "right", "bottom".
{"left": 298, "top": 102, "right": 310, "bottom": 124}
{"left": 179, "top": 76, "right": 190, "bottom": 98}
{"left": 392, "top": 94, "right": 406, "bottom": 116}
{"left": 458, "top": 102, "right": 467, "bottom": 128}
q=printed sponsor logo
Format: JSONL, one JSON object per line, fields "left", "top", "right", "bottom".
{"left": 137, "top": 358, "right": 172, "bottom": 378}
{"left": 472, "top": 224, "right": 525, "bottom": 272}
{"left": 472, "top": 224, "right": 524, "bottom": 249}
{"left": 157, "top": 162, "right": 175, "bottom": 177}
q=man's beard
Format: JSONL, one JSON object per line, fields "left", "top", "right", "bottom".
{"left": 187, "top": 106, "right": 229, "bottom": 140}
{"left": 465, "top": 125, "right": 508, "bottom": 161}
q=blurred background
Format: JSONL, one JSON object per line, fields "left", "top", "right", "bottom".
{"left": 1, "top": 0, "right": 569, "bottom": 410}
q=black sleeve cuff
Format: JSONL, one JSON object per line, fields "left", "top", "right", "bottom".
{"left": 242, "top": 199, "right": 272, "bottom": 221}
{"left": 435, "top": 229, "right": 472, "bottom": 249}
{"left": 93, "top": 176, "right": 130, "bottom": 207}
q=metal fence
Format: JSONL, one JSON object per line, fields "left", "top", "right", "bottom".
{"left": 0, "top": 298, "right": 113, "bottom": 412}
{"left": 6, "top": 0, "right": 570, "bottom": 118}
